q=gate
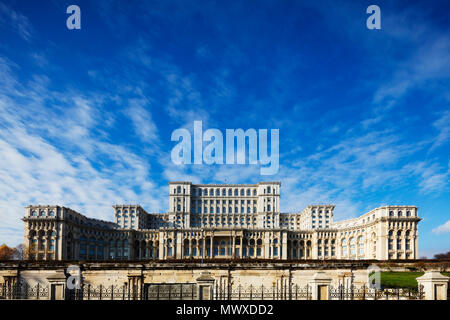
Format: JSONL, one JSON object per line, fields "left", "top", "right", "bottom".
{"left": 213, "top": 283, "right": 312, "bottom": 300}
{"left": 144, "top": 283, "right": 198, "bottom": 300}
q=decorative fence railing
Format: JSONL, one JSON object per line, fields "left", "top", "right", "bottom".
{"left": 328, "top": 284, "right": 425, "bottom": 300}
{"left": 0, "top": 282, "right": 425, "bottom": 300}
{"left": 146, "top": 283, "right": 198, "bottom": 300}
{"left": 0, "top": 283, "right": 49, "bottom": 300}
{"left": 65, "top": 283, "right": 198, "bottom": 300}
{"left": 213, "top": 283, "right": 312, "bottom": 300}
{"left": 66, "top": 284, "right": 133, "bottom": 300}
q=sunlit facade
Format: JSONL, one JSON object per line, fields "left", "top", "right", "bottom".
{"left": 23, "top": 182, "right": 420, "bottom": 261}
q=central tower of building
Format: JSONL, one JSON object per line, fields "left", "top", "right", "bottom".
{"left": 168, "top": 182, "right": 281, "bottom": 229}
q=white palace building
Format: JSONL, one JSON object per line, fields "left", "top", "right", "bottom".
{"left": 23, "top": 182, "right": 420, "bottom": 261}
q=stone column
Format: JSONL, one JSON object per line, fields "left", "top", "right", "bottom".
{"left": 232, "top": 234, "right": 236, "bottom": 258}
{"left": 210, "top": 236, "right": 214, "bottom": 258}
{"left": 281, "top": 232, "right": 287, "bottom": 260}
{"left": 413, "top": 236, "right": 418, "bottom": 259}
{"left": 416, "top": 272, "right": 449, "bottom": 300}
{"left": 44, "top": 236, "right": 48, "bottom": 260}
{"left": 264, "top": 233, "right": 270, "bottom": 259}
{"left": 239, "top": 237, "right": 243, "bottom": 258}
{"left": 176, "top": 232, "right": 182, "bottom": 259}
{"left": 202, "top": 238, "right": 206, "bottom": 259}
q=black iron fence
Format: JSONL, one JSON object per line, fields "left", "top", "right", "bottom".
{"left": 65, "top": 283, "right": 198, "bottom": 300}
{"left": 328, "top": 284, "right": 425, "bottom": 300}
{"left": 213, "top": 283, "right": 312, "bottom": 300}
{"left": 0, "top": 283, "right": 49, "bottom": 300}
{"left": 146, "top": 283, "right": 197, "bottom": 300}
{"left": 66, "top": 284, "right": 133, "bottom": 300}
{"left": 0, "top": 282, "right": 425, "bottom": 300}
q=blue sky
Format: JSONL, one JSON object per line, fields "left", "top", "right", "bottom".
{"left": 0, "top": 0, "right": 448, "bottom": 257}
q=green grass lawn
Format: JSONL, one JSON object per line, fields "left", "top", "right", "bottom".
{"left": 380, "top": 272, "right": 424, "bottom": 289}
{"left": 380, "top": 271, "right": 450, "bottom": 289}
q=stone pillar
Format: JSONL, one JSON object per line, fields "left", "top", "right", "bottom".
{"left": 202, "top": 238, "right": 206, "bottom": 259}
{"left": 44, "top": 236, "right": 48, "bottom": 260}
{"left": 416, "top": 272, "right": 449, "bottom": 300}
{"left": 189, "top": 239, "right": 192, "bottom": 258}
{"left": 176, "top": 232, "right": 182, "bottom": 259}
{"left": 311, "top": 241, "right": 318, "bottom": 259}
{"left": 196, "top": 272, "right": 215, "bottom": 300}
{"left": 128, "top": 272, "right": 143, "bottom": 300}
{"left": 264, "top": 233, "right": 270, "bottom": 258}
{"left": 308, "top": 272, "right": 332, "bottom": 300}
{"left": 281, "top": 232, "right": 287, "bottom": 260}
{"left": 210, "top": 236, "right": 214, "bottom": 258}
{"left": 239, "top": 237, "right": 243, "bottom": 258}
{"left": 413, "top": 236, "right": 418, "bottom": 259}
{"left": 232, "top": 234, "right": 236, "bottom": 258}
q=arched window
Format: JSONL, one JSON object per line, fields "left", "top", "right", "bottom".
{"left": 341, "top": 239, "right": 348, "bottom": 256}
{"left": 109, "top": 240, "right": 116, "bottom": 259}
{"left": 31, "top": 210, "right": 37, "bottom": 217}
{"left": 358, "top": 236, "right": 364, "bottom": 255}
{"left": 89, "top": 237, "right": 95, "bottom": 257}
{"left": 246, "top": 189, "right": 250, "bottom": 196}
{"left": 80, "top": 236, "right": 87, "bottom": 257}
{"left": 389, "top": 211, "right": 394, "bottom": 216}
{"left": 253, "top": 189, "right": 257, "bottom": 196}
{"left": 349, "top": 237, "right": 356, "bottom": 255}
{"left": 234, "top": 189, "right": 238, "bottom": 196}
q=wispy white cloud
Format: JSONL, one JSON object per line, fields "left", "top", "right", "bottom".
{"left": 432, "top": 220, "right": 450, "bottom": 235}
{"left": 0, "top": 55, "right": 165, "bottom": 246}
{"left": 0, "top": 2, "right": 32, "bottom": 41}
{"left": 430, "top": 110, "right": 450, "bottom": 151}
{"left": 124, "top": 97, "right": 159, "bottom": 144}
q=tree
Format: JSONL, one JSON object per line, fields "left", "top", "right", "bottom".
{"left": 13, "top": 244, "right": 25, "bottom": 260}
{"left": 0, "top": 244, "right": 17, "bottom": 260}
{"left": 433, "top": 251, "right": 450, "bottom": 260}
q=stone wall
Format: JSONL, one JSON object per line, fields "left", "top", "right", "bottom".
{"left": 1, "top": 260, "right": 448, "bottom": 289}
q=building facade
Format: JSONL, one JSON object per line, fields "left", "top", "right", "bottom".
{"left": 23, "top": 182, "right": 420, "bottom": 261}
